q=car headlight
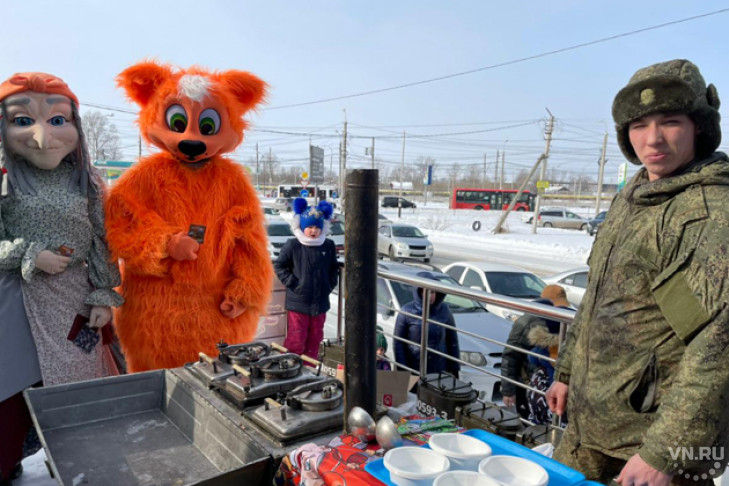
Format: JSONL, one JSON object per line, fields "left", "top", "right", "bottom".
{"left": 395, "top": 242, "right": 408, "bottom": 249}
{"left": 460, "top": 351, "right": 487, "bottom": 367}
{"left": 502, "top": 310, "right": 523, "bottom": 322}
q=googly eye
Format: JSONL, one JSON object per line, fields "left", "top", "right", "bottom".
{"left": 165, "top": 104, "right": 188, "bottom": 133}
{"left": 198, "top": 108, "right": 221, "bottom": 135}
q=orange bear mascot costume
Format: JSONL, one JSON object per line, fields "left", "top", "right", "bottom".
{"left": 105, "top": 61, "right": 273, "bottom": 372}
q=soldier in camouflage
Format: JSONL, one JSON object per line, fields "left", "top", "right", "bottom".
{"left": 547, "top": 59, "right": 729, "bottom": 486}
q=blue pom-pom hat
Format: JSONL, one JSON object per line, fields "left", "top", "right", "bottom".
{"left": 293, "top": 198, "right": 333, "bottom": 231}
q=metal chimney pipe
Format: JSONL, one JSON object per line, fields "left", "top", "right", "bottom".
{"left": 344, "top": 169, "right": 379, "bottom": 423}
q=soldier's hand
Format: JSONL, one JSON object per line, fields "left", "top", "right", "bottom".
{"left": 616, "top": 454, "right": 671, "bottom": 486}
{"left": 503, "top": 395, "right": 516, "bottom": 408}
{"left": 546, "top": 381, "right": 569, "bottom": 416}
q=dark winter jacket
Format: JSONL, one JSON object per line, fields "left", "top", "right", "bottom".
{"left": 393, "top": 274, "right": 460, "bottom": 375}
{"left": 274, "top": 237, "right": 338, "bottom": 316}
{"left": 526, "top": 324, "right": 560, "bottom": 383}
{"left": 500, "top": 305, "right": 552, "bottom": 397}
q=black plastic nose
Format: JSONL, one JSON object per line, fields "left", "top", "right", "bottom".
{"left": 178, "top": 140, "right": 207, "bottom": 158}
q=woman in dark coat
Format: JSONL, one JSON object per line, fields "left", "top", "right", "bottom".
{"left": 393, "top": 272, "right": 460, "bottom": 375}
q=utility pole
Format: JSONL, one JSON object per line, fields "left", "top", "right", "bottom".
{"left": 268, "top": 147, "right": 272, "bottom": 195}
{"left": 500, "top": 149, "right": 506, "bottom": 190}
{"left": 340, "top": 112, "right": 348, "bottom": 207}
{"left": 371, "top": 137, "right": 375, "bottom": 169}
{"left": 494, "top": 150, "right": 499, "bottom": 186}
{"left": 531, "top": 111, "right": 555, "bottom": 234}
{"left": 398, "top": 131, "right": 406, "bottom": 219}
{"left": 483, "top": 154, "right": 487, "bottom": 185}
{"left": 255, "top": 143, "right": 259, "bottom": 194}
{"left": 138, "top": 134, "right": 142, "bottom": 161}
{"left": 596, "top": 131, "right": 608, "bottom": 215}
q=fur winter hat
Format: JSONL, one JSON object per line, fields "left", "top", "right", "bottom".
{"left": 540, "top": 284, "right": 570, "bottom": 309}
{"left": 612, "top": 59, "right": 721, "bottom": 165}
{"left": 294, "top": 197, "right": 333, "bottom": 231}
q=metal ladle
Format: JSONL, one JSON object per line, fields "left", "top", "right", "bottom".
{"left": 347, "top": 406, "right": 377, "bottom": 443}
{"left": 375, "top": 416, "right": 403, "bottom": 451}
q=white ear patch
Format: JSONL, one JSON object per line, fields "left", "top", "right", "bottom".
{"left": 178, "top": 75, "right": 211, "bottom": 102}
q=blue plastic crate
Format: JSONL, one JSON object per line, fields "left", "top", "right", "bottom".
{"left": 364, "top": 429, "right": 585, "bottom": 486}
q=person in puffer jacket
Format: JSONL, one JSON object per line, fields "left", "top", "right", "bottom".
{"left": 274, "top": 198, "right": 338, "bottom": 362}
{"left": 393, "top": 272, "right": 460, "bottom": 376}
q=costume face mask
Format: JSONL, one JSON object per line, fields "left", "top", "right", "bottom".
{"left": 3, "top": 91, "right": 78, "bottom": 170}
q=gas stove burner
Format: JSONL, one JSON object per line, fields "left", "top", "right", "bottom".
{"left": 217, "top": 341, "right": 271, "bottom": 366}
{"left": 184, "top": 352, "right": 235, "bottom": 388}
{"left": 249, "top": 353, "right": 302, "bottom": 381}
{"left": 286, "top": 379, "right": 343, "bottom": 412}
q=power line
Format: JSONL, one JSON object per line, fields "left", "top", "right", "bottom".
{"left": 264, "top": 8, "right": 729, "bottom": 111}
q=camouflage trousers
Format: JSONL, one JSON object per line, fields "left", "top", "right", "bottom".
{"left": 554, "top": 426, "right": 714, "bottom": 486}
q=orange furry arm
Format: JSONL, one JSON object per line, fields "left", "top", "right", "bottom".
{"left": 220, "top": 205, "right": 273, "bottom": 315}
{"left": 105, "top": 185, "right": 181, "bottom": 277}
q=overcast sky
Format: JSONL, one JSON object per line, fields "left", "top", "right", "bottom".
{"left": 5, "top": 1, "right": 729, "bottom": 184}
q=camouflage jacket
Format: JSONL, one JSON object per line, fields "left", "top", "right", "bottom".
{"left": 554, "top": 153, "right": 729, "bottom": 475}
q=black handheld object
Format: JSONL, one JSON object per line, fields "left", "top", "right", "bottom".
{"left": 67, "top": 314, "right": 100, "bottom": 354}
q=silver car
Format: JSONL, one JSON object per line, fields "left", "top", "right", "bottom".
{"left": 530, "top": 208, "right": 588, "bottom": 230}
{"left": 377, "top": 223, "right": 434, "bottom": 263}
{"left": 266, "top": 220, "right": 295, "bottom": 259}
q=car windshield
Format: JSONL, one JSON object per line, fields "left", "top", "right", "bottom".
{"left": 267, "top": 224, "right": 294, "bottom": 237}
{"left": 264, "top": 207, "right": 280, "bottom": 215}
{"left": 390, "top": 276, "right": 486, "bottom": 314}
{"left": 484, "top": 271, "right": 546, "bottom": 298}
{"left": 392, "top": 226, "right": 424, "bottom": 238}
{"left": 329, "top": 221, "right": 344, "bottom": 236}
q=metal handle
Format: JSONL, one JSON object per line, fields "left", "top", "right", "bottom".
{"left": 232, "top": 365, "right": 250, "bottom": 377}
{"left": 198, "top": 352, "right": 215, "bottom": 364}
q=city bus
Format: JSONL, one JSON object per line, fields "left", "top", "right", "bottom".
{"left": 451, "top": 188, "right": 535, "bottom": 211}
{"left": 277, "top": 184, "right": 339, "bottom": 207}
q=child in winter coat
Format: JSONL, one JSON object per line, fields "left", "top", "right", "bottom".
{"left": 393, "top": 272, "right": 460, "bottom": 375}
{"left": 376, "top": 326, "right": 392, "bottom": 371}
{"left": 274, "top": 198, "right": 339, "bottom": 361}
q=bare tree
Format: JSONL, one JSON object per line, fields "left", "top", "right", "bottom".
{"left": 82, "top": 111, "right": 121, "bottom": 161}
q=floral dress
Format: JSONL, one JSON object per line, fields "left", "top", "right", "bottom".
{"left": 0, "top": 160, "right": 122, "bottom": 401}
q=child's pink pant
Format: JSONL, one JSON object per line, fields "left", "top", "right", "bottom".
{"left": 284, "top": 311, "right": 326, "bottom": 362}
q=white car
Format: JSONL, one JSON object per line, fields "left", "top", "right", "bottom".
{"left": 326, "top": 261, "right": 513, "bottom": 402}
{"left": 442, "top": 261, "right": 546, "bottom": 321}
{"left": 377, "top": 223, "right": 434, "bottom": 262}
{"left": 543, "top": 266, "right": 589, "bottom": 307}
{"left": 328, "top": 219, "right": 345, "bottom": 256}
{"left": 266, "top": 220, "right": 295, "bottom": 259}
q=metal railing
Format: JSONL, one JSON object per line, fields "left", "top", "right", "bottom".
{"left": 333, "top": 263, "right": 575, "bottom": 427}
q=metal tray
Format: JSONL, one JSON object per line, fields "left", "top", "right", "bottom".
{"left": 24, "top": 370, "right": 272, "bottom": 486}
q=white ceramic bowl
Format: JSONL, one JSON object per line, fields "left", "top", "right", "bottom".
{"left": 384, "top": 447, "right": 451, "bottom": 486}
{"left": 428, "top": 433, "right": 493, "bottom": 471}
{"left": 478, "top": 455, "right": 549, "bottom": 486}
{"left": 434, "top": 470, "right": 502, "bottom": 486}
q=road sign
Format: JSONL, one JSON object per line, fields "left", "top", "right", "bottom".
{"left": 536, "top": 180, "right": 550, "bottom": 189}
{"left": 617, "top": 162, "right": 628, "bottom": 192}
{"left": 300, "top": 189, "right": 309, "bottom": 198}
{"left": 309, "top": 146, "right": 325, "bottom": 183}
{"left": 301, "top": 171, "right": 309, "bottom": 180}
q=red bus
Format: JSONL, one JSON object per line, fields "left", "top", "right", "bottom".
{"left": 451, "top": 188, "right": 535, "bottom": 211}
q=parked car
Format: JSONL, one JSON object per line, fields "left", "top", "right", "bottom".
{"left": 586, "top": 210, "right": 607, "bottom": 235}
{"left": 382, "top": 196, "right": 416, "bottom": 208}
{"left": 442, "top": 261, "right": 546, "bottom": 321}
{"left": 378, "top": 213, "right": 392, "bottom": 223}
{"left": 543, "top": 266, "right": 589, "bottom": 307}
{"left": 377, "top": 223, "right": 434, "bottom": 262}
{"left": 325, "top": 261, "right": 513, "bottom": 402}
{"left": 266, "top": 220, "right": 295, "bottom": 258}
{"left": 262, "top": 205, "right": 281, "bottom": 219}
{"left": 271, "top": 197, "right": 295, "bottom": 212}
{"left": 524, "top": 207, "right": 587, "bottom": 230}
{"left": 328, "top": 219, "right": 345, "bottom": 256}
